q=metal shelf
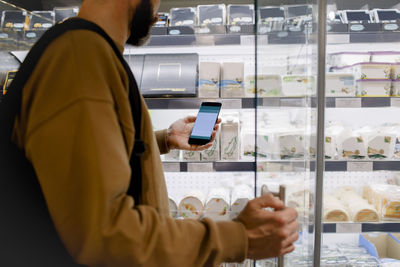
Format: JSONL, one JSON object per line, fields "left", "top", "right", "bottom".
{"left": 323, "top": 223, "right": 400, "bottom": 233}
{"left": 143, "top": 30, "right": 400, "bottom": 47}
{"left": 162, "top": 160, "right": 400, "bottom": 172}
{"left": 146, "top": 97, "right": 400, "bottom": 109}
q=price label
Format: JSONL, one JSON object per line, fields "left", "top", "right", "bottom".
{"left": 347, "top": 162, "right": 373, "bottom": 172}
{"left": 162, "top": 162, "right": 180, "bottom": 172}
{"left": 335, "top": 98, "right": 361, "bottom": 108}
{"left": 240, "top": 35, "right": 255, "bottom": 46}
{"left": 391, "top": 98, "right": 400, "bottom": 107}
{"left": 188, "top": 163, "right": 213, "bottom": 172}
{"left": 336, "top": 223, "right": 362, "bottom": 233}
{"left": 222, "top": 99, "right": 242, "bottom": 109}
{"left": 327, "top": 34, "right": 350, "bottom": 44}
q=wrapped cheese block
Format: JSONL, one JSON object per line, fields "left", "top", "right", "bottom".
{"left": 323, "top": 194, "right": 350, "bottom": 222}
{"left": 370, "top": 51, "right": 400, "bottom": 64}
{"left": 178, "top": 190, "right": 205, "bottom": 219}
{"left": 329, "top": 52, "right": 371, "bottom": 68}
{"left": 278, "top": 131, "right": 306, "bottom": 160}
{"left": 356, "top": 79, "right": 392, "bottom": 97}
{"left": 338, "top": 130, "right": 367, "bottom": 160}
{"left": 281, "top": 75, "right": 315, "bottom": 97}
{"left": 245, "top": 74, "right": 281, "bottom": 97}
{"left": 392, "top": 80, "right": 400, "bottom": 96}
{"left": 325, "top": 124, "right": 345, "bottom": 159}
{"left": 352, "top": 63, "right": 392, "bottom": 80}
{"left": 392, "top": 63, "right": 400, "bottom": 80}
{"left": 204, "top": 187, "right": 230, "bottom": 221}
{"left": 230, "top": 184, "right": 252, "bottom": 219}
{"left": 326, "top": 73, "right": 356, "bottom": 97}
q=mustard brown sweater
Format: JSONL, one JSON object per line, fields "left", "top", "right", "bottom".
{"left": 12, "top": 26, "right": 247, "bottom": 266}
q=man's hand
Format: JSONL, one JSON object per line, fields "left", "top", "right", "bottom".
{"left": 167, "top": 116, "right": 221, "bottom": 151}
{"left": 235, "top": 194, "right": 299, "bottom": 260}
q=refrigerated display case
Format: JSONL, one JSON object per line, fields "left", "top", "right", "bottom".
{"left": 0, "top": 0, "right": 400, "bottom": 266}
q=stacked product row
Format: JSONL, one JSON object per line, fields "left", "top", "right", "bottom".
{"left": 199, "top": 62, "right": 315, "bottom": 98}
{"left": 164, "top": 111, "right": 317, "bottom": 162}
{"left": 324, "top": 185, "right": 400, "bottom": 222}
{"left": 1, "top": 8, "right": 79, "bottom": 31}
{"left": 125, "top": 54, "right": 316, "bottom": 98}
{"left": 154, "top": 4, "right": 312, "bottom": 33}
{"left": 168, "top": 184, "right": 252, "bottom": 221}
{"left": 328, "top": 51, "right": 400, "bottom": 97}
{"left": 325, "top": 123, "right": 400, "bottom": 160}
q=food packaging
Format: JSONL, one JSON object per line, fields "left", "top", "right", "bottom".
{"left": 169, "top": 7, "right": 196, "bottom": 26}
{"left": 220, "top": 116, "right": 240, "bottom": 160}
{"left": 201, "top": 130, "right": 220, "bottom": 161}
{"left": 164, "top": 149, "right": 180, "bottom": 161}
{"left": 338, "top": 130, "right": 367, "bottom": 159}
{"left": 221, "top": 62, "right": 245, "bottom": 98}
{"left": 325, "top": 73, "right": 356, "bottom": 97}
{"left": 204, "top": 187, "right": 230, "bottom": 221}
{"left": 392, "top": 80, "right": 400, "bottom": 96}
{"left": 356, "top": 79, "right": 392, "bottom": 97}
{"left": 281, "top": 75, "right": 315, "bottom": 97}
{"left": 245, "top": 74, "right": 281, "bottom": 97}
{"left": 198, "top": 62, "right": 220, "bottom": 98}
{"left": 182, "top": 150, "right": 201, "bottom": 161}
{"left": 178, "top": 190, "right": 205, "bottom": 219}
{"left": 197, "top": 5, "right": 226, "bottom": 26}
{"left": 370, "top": 51, "right": 400, "bottom": 63}
{"left": 230, "top": 184, "right": 252, "bottom": 219}
{"left": 227, "top": 5, "right": 254, "bottom": 25}
{"left": 278, "top": 131, "right": 305, "bottom": 160}
{"left": 329, "top": 52, "right": 371, "bottom": 68}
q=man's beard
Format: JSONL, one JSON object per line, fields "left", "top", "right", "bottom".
{"left": 126, "top": 0, "right": 156, "bottom": 46}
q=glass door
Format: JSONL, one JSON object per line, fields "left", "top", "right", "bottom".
{"left": 255, "top": 0, "right": 318, "bottom": 266}
{"left": 322, "top": 0, "right": 400, "bottom": 266}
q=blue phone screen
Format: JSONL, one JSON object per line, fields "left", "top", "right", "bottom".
{"left": 190, "top": 105, "right": 220, "bottom": 140}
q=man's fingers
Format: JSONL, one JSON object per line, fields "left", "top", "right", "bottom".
{"left": 274, "top": 207, "right": 298, "bottom": 225}
{"left": 184, "top": 116, "right": 197, "bottom": 123}
{"left": 280, "top": 244, "right": 295, "bottom": 256}
{"left": 281, "top": 231, "right": 299, "bottom": 248}
{"left": 252, "top": 194, "right": 284, "bottom": 210}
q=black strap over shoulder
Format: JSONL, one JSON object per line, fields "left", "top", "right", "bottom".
{"left": 0, "top": 18, "right": 144, "bottom": 266}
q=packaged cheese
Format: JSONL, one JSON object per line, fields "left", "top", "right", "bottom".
{"left": 245, "top": 74, "right": 281, "bottom": 97}
{"left": 204, "top": 187, "right": 230, "bottom": 221}
{"left": 370, "top": 51, "right": 400, "bottom": 63}
{"left": 325, "top": 73, "right": 356, "bottom": 97}
{"left": 392, "top": 80, "right": 400, "bottom": 96}
{"left": 338, "top": 129, "right": 367, "bottom": 160}
{"left": 356, "top": 79, "right": 391, "bottom": 97}
{"left": 178, "top": 190, "right": 205, "bottom": 219}
{"left": 281, "top": 75, "right": 315, "bottom": 97}
{"left": 329, "top": 52, "right": 371, "bottom": 68}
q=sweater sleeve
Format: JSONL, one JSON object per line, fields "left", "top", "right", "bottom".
{"left": 20, "top": 29, "right": 248, "bottom": 266}
{"left": 155, "top": 129, "right": 170, "bottom": 154}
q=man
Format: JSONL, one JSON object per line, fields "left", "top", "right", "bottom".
{"left": 4, "top": 0, "right": 299, "bottom": 266}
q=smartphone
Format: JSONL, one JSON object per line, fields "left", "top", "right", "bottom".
{"left": 189, "top": 102, "right": 222, "bottom": 145}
